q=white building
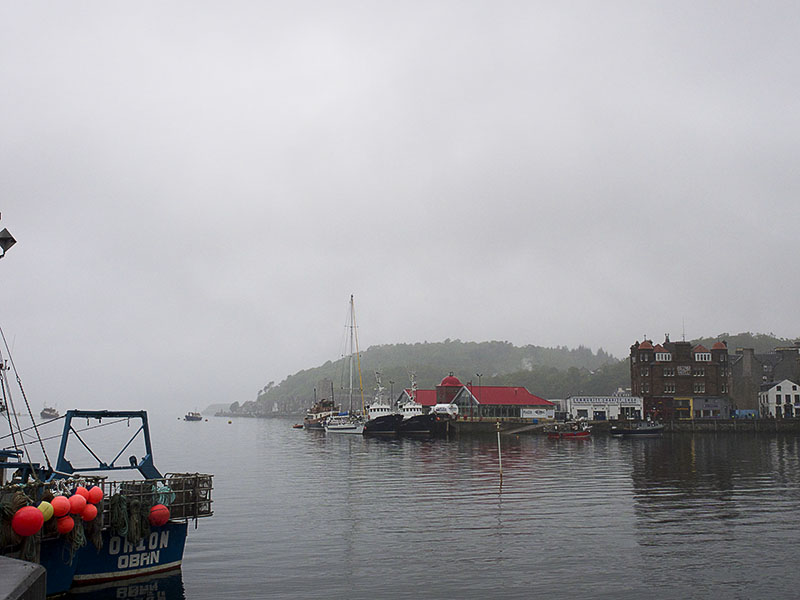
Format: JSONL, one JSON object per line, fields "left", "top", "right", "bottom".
{"left": 565, "top": 395, "right": 643, "bottom": 421}
{"left": 759, "top": 379, "right": 800, "bottom": 417}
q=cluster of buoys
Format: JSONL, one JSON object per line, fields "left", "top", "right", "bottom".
{"left": 10, "top": 485, "right": 105, "bottom": 538}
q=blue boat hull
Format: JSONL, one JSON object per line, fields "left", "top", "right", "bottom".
{"left": 40, "top": 521, "right": 188, "bottom": 595}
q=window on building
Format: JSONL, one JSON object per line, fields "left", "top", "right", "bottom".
{"left": 720, "top": 354, "right": 727, "bottom": 362}
{"left": 694, "top": 382, "right": 706, "bottom": 394}
{"left": 694, "top": 367, "right": 705, "bottom": 377}
{"left": 641, "top": 367, "right": 649, "bottom": 376}
{"left": 777, "top": 386, "right": 782, "bottom": 391}
{"left": 663, "top": 367, "right": 675, "bottom": 377}
{"left": 664, "top": 382, "right": 675, "bottom": 394}
{"left": 656, "top": 352, "right": 672, "bottom": 361}
{"left": 721, "top": 383, "right": 728, "bottom": 394}
{"left": 695, "top": 353, "right": 711, "bottom": 362}
{"left": 794, "top": 394, "right": 799, "bottom": 405}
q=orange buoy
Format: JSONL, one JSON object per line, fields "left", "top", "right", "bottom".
{"left": 75, "top": 486, "right": 90, "bottom": 500}
{"left": 12, "top": 506, "right": 44, "bottom": 537}
{"left": 68, "top": 494, "right": 87, "bottom": 514}
{"left": 87, "top": 486, "right": 104, "bottom": 504}
{"left": 51, "top": 495, "right": 70, "bottom": 517}
{"left": 82, "top": 503, "right": 98, "bottom": 522}
{"left": 56, "top": 515, "right": 75, "bottom": 535}
{"left": 148, "top": 504, "right": 170, "bottom": 526}
{"left": 37, "top": 500, "right": 54, "bottom": 522}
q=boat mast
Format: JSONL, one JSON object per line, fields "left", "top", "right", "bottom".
{"left": 352, "top": 296, "right": 365, "bottom": 416}
{"left": 348, "top": 295, "right": 354, "bottom": 414}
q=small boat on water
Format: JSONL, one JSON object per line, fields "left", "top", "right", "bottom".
{"left": 324, "top": 295, "right": 367, "bottom": 436}
{"left": 546, "top": 421, "right": 591, "bottom": 439}
{"left": 303, "top": 398, "right": 339, "bottom": 430}
{"left": 324, "top": 413, "right": 365, "bottom": 434}
{"left": 292, "top": 423, "right": 304, "bottom": 429}
{"left": 40, "top": 406, "right": 59, "bottom": 420}
{"left": 611, "top": 421, "right": 664, "bottom": 436}
{"left": 184, "top": 411, "right": 203, "bottom": 421}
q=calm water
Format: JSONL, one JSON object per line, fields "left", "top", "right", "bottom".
{"left": 13, "top": 414, "right": 800, "bottom": 598}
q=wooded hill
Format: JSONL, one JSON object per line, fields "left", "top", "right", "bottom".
{"left": 225, "top": 333, "right": 797, "bottom": 416}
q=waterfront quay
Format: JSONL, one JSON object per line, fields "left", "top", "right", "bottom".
{"left": 452, "top": 416, "right": 800, "bottom": 435}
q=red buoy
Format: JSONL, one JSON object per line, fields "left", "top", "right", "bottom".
{"left": 82, "top": 503, "right": 98, "bottom": 522}
{"left": 87, "top": 486, "right": 104, "bottom": 504}
{"left": 148, "top": 504, "right": 170, "bottom": 526}
{"left": 12, "top": 506, "right": 44, "bottom": 537}
{"left": 75, "top": 486, "right": 90, "bottom": 500}
{"left": 68, "top": 494, "right": 87, "bottom": 514}
{"left": 57, "top": 515, "right": 75, "bottom": 535}
{"left": 51, "top": 495, "right": 70, "bottom": 517}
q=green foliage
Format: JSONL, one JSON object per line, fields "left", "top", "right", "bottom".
{"left": 691, "top": 332, "right": 797, "bottom": 354}
{"left": 231, "top": 332, "right": 798, "bottom": 415}
{"left": 242, "top": 340, "right": 624, "bottom": 414}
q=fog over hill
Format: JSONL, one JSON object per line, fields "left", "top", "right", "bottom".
{"left": 224, "top": 333, "right": 797, "bottom": 416}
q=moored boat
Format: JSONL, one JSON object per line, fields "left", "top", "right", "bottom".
{"left": 363, "top": 372, "right": 403, "bottom": 435}
{"left": 324, "top": 413, "right": 365, "bottom": 434}
{"left": 184, "top": 411, "right": 202, "bottom": 421}
{"left": 546, "top": 421, "right": 591, "bottom": 439}
{"left": 1, "top": 410, "right": 213, "bottom": 595}
{"left": 611, "top": 421, "right": 664, "bottom": 436}
{"left": 303, "top": 398, "right": 339, "bottom": 430}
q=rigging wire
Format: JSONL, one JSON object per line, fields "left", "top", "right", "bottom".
{"left": 0, "top": 416, "right": 129, "bottom": 447}
{"left": 0, "top": 326, "right": 51, "bottom": 470}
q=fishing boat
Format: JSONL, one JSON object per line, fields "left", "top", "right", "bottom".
{"left": 546, "top": 421, "right": 591, "bottom": 439}
{"left": 183, "top": 411, "right": 202, "bottom": 421}
{"left": 610, "top": 420, "right": 664, "bottom": 436}
{"left": 1, "top": 409, "right": 213, "bottom": 596}
{"left": 40, "top": 406, "right": 59, "bottom": 420}
{"left": 324, "top": 295, "right": 366, "bottom": 435}
{"left": 303, "top": 397, "right": 339, "bottom": 430}
{"left": 363, "top": 372, "right": 403, "bottom": 435}
{"left": 396, "top": 375, "right": 456, "bottom": 436}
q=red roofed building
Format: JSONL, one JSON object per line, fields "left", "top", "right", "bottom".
{"left": 454, "top": 384, "right": 555, "bottom": 420}
{"left": 397, "top": 374, "right": 555, "bottom": 420}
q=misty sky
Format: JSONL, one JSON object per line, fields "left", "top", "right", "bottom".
{"left": 1, "top": 2, "right": 798, "bottom": 413}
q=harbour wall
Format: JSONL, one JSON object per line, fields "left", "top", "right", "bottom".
{"left": 452, "top": 418, "right": 800, "bottom": 435}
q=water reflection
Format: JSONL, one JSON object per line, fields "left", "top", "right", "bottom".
{"left": 64, "top": 571, "right": 185, "bottom": 600}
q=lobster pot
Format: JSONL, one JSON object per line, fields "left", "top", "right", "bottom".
{"left": 164, "top": 473, "right": 214, "bottom": 520}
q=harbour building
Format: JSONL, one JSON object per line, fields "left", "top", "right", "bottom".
{"left": 399, "top": 374, "right": 555, "bottom": 420}
{"left": 630, "top": 335, "right": 732, "bottom": 420}
{"left": 758, "top": 379, "right": 800, "bottom": 417}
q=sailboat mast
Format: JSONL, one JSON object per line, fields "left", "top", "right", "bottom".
{"left": 348, "top": 295, "right": 354, "bottom": 415}
{"left": 352, "top": 296, "right": 365, "bottom": 416}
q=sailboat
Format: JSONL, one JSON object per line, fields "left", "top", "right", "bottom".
{"left": 363, "top": 371, "right": 403, "bottom": 435}
{"left": 325, "top": 295, "right": 365, "bottom": 434}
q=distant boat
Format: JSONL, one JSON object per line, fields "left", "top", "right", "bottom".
{"left": 546, "top": 421, "right": 591, "bottom": 439}
{"left": 324, "top": 295, "right": 366, "bottom": 435}
{"left": 611, "top": 421, "right": 664, "bottom": 436}
{"left": 324, "top": 413, "right": 365, "bottom": 434}
{"left": 363, "top": 372, "right": 403, "bottom": 435}
{"left": 303, "top": 397, "right": 339, "bottom": 430}
{"left": 40, "top": 406, "right": 59, "bottom": 420}
{"left": 184, "top": 412, "right": 203, "bottom": 421}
